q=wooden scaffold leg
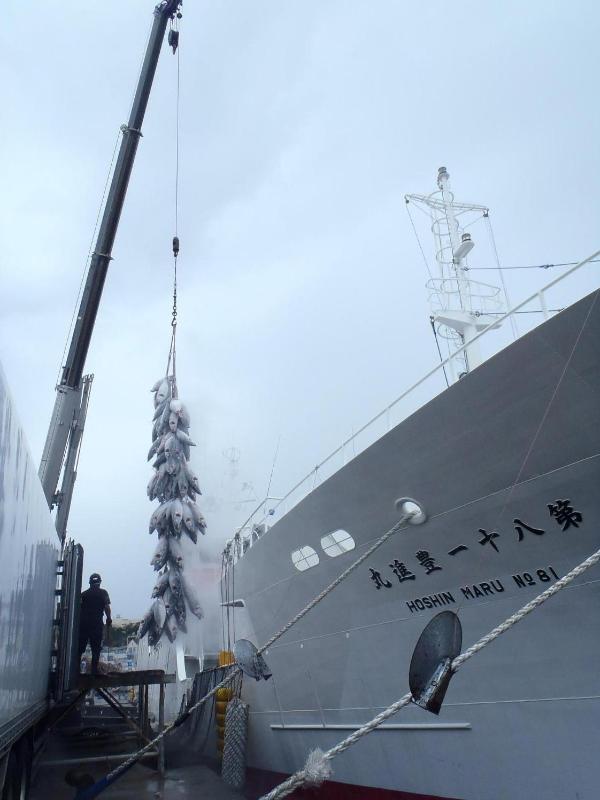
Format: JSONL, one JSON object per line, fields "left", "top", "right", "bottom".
{"left": 158, "top": 682, "right": 165, "bottom": 777}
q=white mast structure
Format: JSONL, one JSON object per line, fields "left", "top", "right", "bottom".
{"left": 406, "top": 167, "right": 506, "bottom": 382}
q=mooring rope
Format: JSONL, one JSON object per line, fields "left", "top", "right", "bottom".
{"left": 259, "top": 544, "right": 600, "bottom": 800}
{"left": 75, "top": 509, "right": 417, "bottom": 798}
{"left": 77, "top": 513, "right": 600, "bottom": 800}
{"left": 257, "top": 508, "right": 416, "bottom": 655}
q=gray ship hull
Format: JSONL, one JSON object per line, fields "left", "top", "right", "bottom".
{"left": 229, "top": 290, "right": 600, "bottom": 799}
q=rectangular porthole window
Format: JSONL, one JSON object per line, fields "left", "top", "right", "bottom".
{"left": 291, "top": 546, "right": 320, "bottom": 571}
{"left": 321, "top": 530, "right": 355, "bottom": 557}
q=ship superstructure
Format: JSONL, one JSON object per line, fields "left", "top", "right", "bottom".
{"left": 406, "top": 166, "right": 508, "bottom": 378}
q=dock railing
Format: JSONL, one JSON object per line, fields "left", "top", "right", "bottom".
{"left": 226, "top": 251, "right": 600, "bottom": 563}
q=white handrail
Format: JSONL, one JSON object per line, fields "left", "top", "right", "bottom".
{"left": 227, "top": 250, "right": 600, "bottom": 558}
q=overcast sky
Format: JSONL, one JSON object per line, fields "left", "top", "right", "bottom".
{"left": 1, "top": 0, "right": 599, "bottom": 618}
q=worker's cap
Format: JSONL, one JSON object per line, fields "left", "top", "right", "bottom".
{"left": 89, "top": 573, "right": 102, "bottom": 585}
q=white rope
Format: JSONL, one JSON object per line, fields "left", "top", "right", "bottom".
{"left": 103, "top": 513, "right": 417, "bottom": 786}
{"left": 260, "top": 544, "right": 600, "bottom": 800}
{"left": 257, "top": 509, "right": 415, "bottom": 655}
{"left": 103, "top": 670, "right": 238, "bottom": 783}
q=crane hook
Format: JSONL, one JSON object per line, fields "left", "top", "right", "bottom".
{"left": 168, "top": 28, "right": 179, "bottom": 53}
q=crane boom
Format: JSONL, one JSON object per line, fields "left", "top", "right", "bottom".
{"left": 39, "top": 0, "right": 181, "bottom": 516}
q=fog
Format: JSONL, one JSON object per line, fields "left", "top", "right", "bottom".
{"left": 1, "top": 0, "right": 599, "bottom": 618}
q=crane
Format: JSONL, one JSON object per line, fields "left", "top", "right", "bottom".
{"left": 39, "top": 0, "right": 182, "bottom": 541}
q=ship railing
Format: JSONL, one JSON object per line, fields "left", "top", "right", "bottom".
{"left": 426, "top": 276, "right": 504, "bottom": 317}
{"left": 226, "top": 251, "right": 599, "bottom": 561}
{"left": 223, "top": 498, "right": 282, "bottom": 565}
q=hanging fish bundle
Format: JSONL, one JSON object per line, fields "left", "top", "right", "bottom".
{"left": 138, "top": 376, "right": 206, "bottom": 645}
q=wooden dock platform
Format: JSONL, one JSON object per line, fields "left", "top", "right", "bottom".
{"left": 76, "top": 669, "right": 176, "bottom": 690}
{"left": 48, "top": 669, "right": 176, "bottom": 778}
{"left": 32, "top": 669, "right": 247, "bottom": 798}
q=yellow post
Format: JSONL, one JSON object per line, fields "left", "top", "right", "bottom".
{"left": 216, "top": 650, "right": 235, "bottom": 756}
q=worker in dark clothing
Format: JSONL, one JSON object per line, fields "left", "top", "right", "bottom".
{"left": 78, "top": 573, "right": 112, "bottom": 674}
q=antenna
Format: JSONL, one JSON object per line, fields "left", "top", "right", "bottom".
{"left": 223, "top": 446, "right": 241, "bottom": 480}
{"left": 266, "top": 436, "right": 281, "bottom": 499}
{"left": 406, "top": 168, "right": 506, "bottom": 381}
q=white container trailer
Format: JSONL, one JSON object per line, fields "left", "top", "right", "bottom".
{"left": 0, "top": 364, "right": 61, "bottom": 797}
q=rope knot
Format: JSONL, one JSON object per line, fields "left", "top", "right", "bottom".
{"left": 302, "top": 748, "right": 332, "bottom": 787}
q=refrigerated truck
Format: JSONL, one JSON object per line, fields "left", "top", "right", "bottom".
{"left": 0, "top": 365, "right": 69, "bottom": 797}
